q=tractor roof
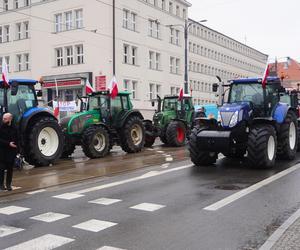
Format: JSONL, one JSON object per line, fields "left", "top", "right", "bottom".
{"left": 90, "top": 90, "right": 130, "bottom": 96}
{"left": 0, "top": 79, "right": 37, "bottom": 86}
{"left": 229, "top": 76, "right": 280, "bottom": 84}
{"left": 164, "top": 94, "right": 191, "bottom": 99}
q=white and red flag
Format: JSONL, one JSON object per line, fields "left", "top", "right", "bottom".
{"left": 109, "top": 75, "right": 118, "bottom": 99}
{"left": 262, "top": 64, "right": 270, "bottom": 88}
{"left": 1, "top": 57, "right": 9, "bottom": 87}
{"left": 86, "top": 79, "right": 95, "bottom": 94}
{"left": 178, "top": 87, "right": 184, "bottom": 101}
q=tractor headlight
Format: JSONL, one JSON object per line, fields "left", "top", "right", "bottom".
{"left": 229, "top": 111, "right": 239, "bottom": 128}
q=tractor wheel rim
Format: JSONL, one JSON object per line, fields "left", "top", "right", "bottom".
{"left": 93, "top": 133, "right": 106, "bottom": 152}
{"left": 267, "top": 135, "right": 275, "bottom": 161}
{"left": 177, "top": 127, "right": 185, "bottom": 143}
{"left": 131, "top": 124, "right": 143, "bottom": 146}
{"left": 289, "top": 122, "right": 296, "bottom": 150}
{"left": 38, "top": 127, "right": 59, "bottom": 157}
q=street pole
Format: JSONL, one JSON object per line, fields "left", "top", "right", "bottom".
{"left": 184, "top": 19, "right": 188, "bottom": 95}
{"left": 112, "top": 0, "right": 116, "bottom": 76}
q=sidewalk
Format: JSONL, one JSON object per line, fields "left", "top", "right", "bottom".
{"left": 260, "top": 208, "right": 300, "bottom": 250}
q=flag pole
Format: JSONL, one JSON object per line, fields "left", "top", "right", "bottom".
{"left": 54, "top": 78, "right": 60, "bottom": 121}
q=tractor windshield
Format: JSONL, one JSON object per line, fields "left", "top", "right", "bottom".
{"left": 88, "top": 95, "right": 108, "bottom": 111}
{"left": 229, "top": 83, "right": 276, "bottom": 107}
{"left": 163, "top": 98, "right": 181, "bottom": 111}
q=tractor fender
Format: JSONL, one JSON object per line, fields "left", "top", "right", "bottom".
{"left": 117, "top": 110, "right": 144, "bottom": 129}
{"left": 273, "top": 102, "right": 290, "bottom": 124}
{"left": 20, "top": 107, "right": 57, "bottom": 132}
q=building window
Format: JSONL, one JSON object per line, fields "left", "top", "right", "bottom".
{"left": 169, "top": 1, "right": 173, "bottom": 13}
{"left": 182, "top": 9, "right": 186, "bottom": 19}
{"left": 55, "top": 48, "right": 63, "bottom": 66}
{"left": 16, "top": 23, "right": 21, "bottom": 40}
{"left": 156, "top": 85, "right": 161, "bottom": 96}
{"left": 55, "top": 14, "right": 63, "bottom": 33}
{"left": 161, "top": 0, "right": 165, "bottom": 10}
{"left": 24, "top": 0, "right": 30, "bottom": 6}
{"left": 131, "top": 12, "right": 136, "bottom": 31}
{"left": 24, "top": 53, "right": 29, "bottom": 70}
{"left": 16, "top": 54, "right": 22, "bottom": 71}
{"left": 149, "top": 83, "right": 154, "bottom": 100}
{"left": 149, "top": 51, "right": 160, "bottom": 70}
{"left": 0, "top": 27, "right": 2, "bottom": 43}
{"left": 132, "top": 46, "right": 137, "bottom": 65}
{"left": 24, "top": 21, "right": 29, "bottom": 38}
{"left": 170, "top": 57, "right": 174, "bottom": 73}
{"left": 123, "top": 9, "right": 137, "bottom": 31}
{"left": 123, "top": 9, "right": 129, "bottom": 29}
{"left": 148, "top": 19, "right": 160, "bottom": 39}
{"left": 123, "top": 44, "right": 137, "bottom": 66}
{"left": 5, "top": 56, "right": 10, "bottom": 72}
{"left": 3, "top": 0, "right": 8, "bottom": 11}
{"left": 132, "top": 81, "right": 137, "bottom": 99}
{"left": 123, "top": 79, "right": 129, "bottom": 91}
{"left": 75, "top": 44, "right": 84, "bottom": 64}
{"left": 175, "top": 58, "right": 180, "bottom": 74}
{"left": 5, "top": 25, "right": 9, "bottom": 42}
{"left": 123, "top": 44, "right": 129, "bottom": 64}
{"left": 65, "top": 11, "right": 72, "bottom": 30}
{"left": 14, "top": 0, "right": 19, "bottom": 9}
{"left": 65, "top": 46, "right": 73, "bottom": 65}
{"left": 176, "top": 5, "right": 180, "bottom": 16}
{"left": 75, "top": 9, "right": 83, "bottom": 29}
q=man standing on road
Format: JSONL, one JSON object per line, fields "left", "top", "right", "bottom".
{"left": 0, "top": 113, "right": 18, "bottom": 191}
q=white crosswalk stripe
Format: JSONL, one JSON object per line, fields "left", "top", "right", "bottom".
{"left": 0, "top": 225, "right": 24, "bottom": 237}
{"left": 97, "top": 246, "right": 126, "bottom": 250}
{"left": 130, "top": 203, "right": 165, "bottom": 212}
{"left": 52, "top": 193, "right": 84, "bottom": 200}
{"left": 30, "top": 212, "right": 70, "bottom": 223}
{"left": 88, "top": 198, "right": 122, "bottom": 205}
{"left": 3, "top": 234, "right": 74, "bottom": 250}
{"left": 73, "top": 219, "right": 117, "bottom": 232}
{"left": 0, "top": 206, "right": 30, "bottom": 215}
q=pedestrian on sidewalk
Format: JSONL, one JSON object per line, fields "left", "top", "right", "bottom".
{"left": 0, "top": 113, "right": 18, "bottom": 191}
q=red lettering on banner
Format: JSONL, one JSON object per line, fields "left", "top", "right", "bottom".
{"left": 43, "top": 79, "right": 81, "bottom": 88}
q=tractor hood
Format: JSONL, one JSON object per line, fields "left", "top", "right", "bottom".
{"left": 60, "top": 110, "right": 100, "bottom": 134}
{"left": 219, "top": 102, "right": 251, "bottom": 129}
{"left": 153, "top": 110, "right": 176, "bottom": 127}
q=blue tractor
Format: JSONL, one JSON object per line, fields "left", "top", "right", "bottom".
{"left": 189, "top": 77, "right": 298, "bottom": 168}
{"left": 0, "top": 79, "right": 64, "bottom": 166}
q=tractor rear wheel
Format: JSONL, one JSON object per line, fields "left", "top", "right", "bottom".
{"left": 159, "top": 133, "right": 168, "bottom": 145}
{"left": 143, "top": 121, "right": 156, "bottom": 147}
{"left": 277, "top": 111, "right": 298, "bottom": 160}
{"left": 188, "top": 128, "right": 217, "bottom": 166}
{"left": 82, "top": 126, "right": 110, "bottom": 159}
{"left": 25, "top": 116, "right": 63, "bottom": 167}
{"left": 247, "top": 125, "right": 277, "bottom": 168}
{"left": 166, "top": 121, "right": 186, "bottom": 147}
{"left": 120, "top": 116, "right": 145, "bottom": 153}
{"left": 61, "top": 140, "right": 76, "bottom": 159}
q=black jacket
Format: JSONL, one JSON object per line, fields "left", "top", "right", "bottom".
{"left": 0, "top": 123, "right": 18, "bottom": 165}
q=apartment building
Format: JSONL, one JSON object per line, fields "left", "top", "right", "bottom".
{"left": 0, "top": 0, "right": 267, "bottom": 119}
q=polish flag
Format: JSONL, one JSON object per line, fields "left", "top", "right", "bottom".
{"left": 1, "top": 57, "right": 9, "bottom": 87}
{"left": 178, "top": 87, "right": 184, "bottom": 101}
{"left": 262, "top": 64, "right": 270, "bottom": 88}
{"left": 86, "top": 79, "right": 95, "bottom": 94}
{"left": 54, "top": 106, "right": 60, "bottom": 119}
{"left": 109, "top": 75, "right": 118, "bottom": 99}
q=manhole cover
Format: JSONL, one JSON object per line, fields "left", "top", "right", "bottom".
{"left": 215, "top": 184, "right": 243, "bottom": 190}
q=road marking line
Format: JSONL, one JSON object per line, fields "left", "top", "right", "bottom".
{"left": 130, "top": 203, "right": 165, "bottom": 212}
{"left": 73, "top": 219, "right": 117, "bottom": 232}
{"left": 30, "top": 212, "right": 70, "bottom": 223}
{"left": 97, "top": 246, "right": 126, "bottom": 250}
{"left": 156, "top": 150, "right": 164, "bottom": 153}
{"left": 26, "top": 189, "right": 46, "bottom": 195}
{"left": 52, "top": 193, "right": 84, "bottom": 200}
{"left": 161, "top": 163, "right": 170, "bottom": 169}
{"left": 259, "top": 207, "right": 300, "bottom": 250}
{"left": 89, "top": 198, "right": 122, "bottom": 206}
{"left": 0, "top": 225, "right": 24, "bottom": 237}
{"left": 204, "top": 163, "right": 300, "bottom": 211}
{"left": 72, "top": 164, "right": 193, "bottom": 195}
{"left": 166, "top": 157, "right": 173, "bottom": 162}
{"left": 0, "top": 206, "right": 30, "bottom": 215}
{"left": 3, "top": 234, "right": 74, "bottom": 250}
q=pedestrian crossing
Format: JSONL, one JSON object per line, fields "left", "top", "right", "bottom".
{"left": 0, "top": 194, "right": 166, "bottom": 250}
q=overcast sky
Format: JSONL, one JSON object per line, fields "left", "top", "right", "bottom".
{"left": 188, "top": 0, "right": 300, "bottom": 62}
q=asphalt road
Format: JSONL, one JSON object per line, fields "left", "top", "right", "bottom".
{"left": 1, "top": 147, "right": 300, "bottom": 250}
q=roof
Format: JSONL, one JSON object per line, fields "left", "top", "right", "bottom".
{"left": 0, "top": 79, "right": 37, "bottom": 86}
{"left": 230, "top": 77, "right": 280, "bottom": 84}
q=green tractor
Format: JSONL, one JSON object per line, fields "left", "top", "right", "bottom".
{"left": 143, "top": 95, "right": 194, "bottom": 147}
{"left": 60, "top": 91, "right": 145, "bottom": 158}
{"left": 0, "top": 79, "right": 64, "bottom": 166}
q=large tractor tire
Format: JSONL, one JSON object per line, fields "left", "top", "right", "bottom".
{"left": 166, "top": 121, "right": 186, "bottom": 147}
{"left": 160, "top": 133, "right": 168, "bottom": 145}
{"left": 277, "top": 111, "right": 298, "bottom": 160}
{"left": 188, "top": 128, "right": 217, "bottom": 166}
{"left": 247, "top": 125, "right": 277, "bottom": 168}
{"left": 61, "top": 141, "right": 76, "bottom": 159}
{"left": 25, "top": 116, "right": 63, "bottom": 167}
{"left": 143, "top": 121, "right": 156, "bottom": 147}
{"left": 120, "top": 116, "right": 145, "bottom": 153}
{"left": 82, "top": 126, "right": 110, "bottom": 159}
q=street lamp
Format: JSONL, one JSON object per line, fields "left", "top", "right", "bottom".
{"left": 167, "top": 19, "right": 207, "bottom": 94}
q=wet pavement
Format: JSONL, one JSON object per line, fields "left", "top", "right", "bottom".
{"left": 0, "top": 142, "right": 189, "bottom": 198}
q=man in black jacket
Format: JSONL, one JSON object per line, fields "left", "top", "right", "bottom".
{"left": 0, "top": 113, "right": 18, "bottom": 191}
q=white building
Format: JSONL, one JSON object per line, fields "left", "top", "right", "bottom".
{"left": 0, "top": 0, "right": 267, "bottom": 119}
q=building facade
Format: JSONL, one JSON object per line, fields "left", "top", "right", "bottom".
{"left": 0, "top": 0, "right": 267, "bottom": 119}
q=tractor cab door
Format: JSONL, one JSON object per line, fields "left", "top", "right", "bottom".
{"left": 99, "top": 95, "right": 110, "bottom": 124}
{"left": 183, "top": 98, "right": 194, "bottom": 123}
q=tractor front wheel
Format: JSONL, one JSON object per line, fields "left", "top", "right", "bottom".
{"left": 277, "top": 111, "right": 298, "bottom": 160}
{"left": 166, "top": 121, "right": 186, "bottom": 147}
{"left": 121, "top": 116, "right": 145, "bottom": 153}
{"left": 247, "top": 125, "right": 277, "bottom": 168}
{"left": 188, "top": 128, "right": 217, "bottom": 166}
{"left": 26, "top": 116, "right": 63, "bottom": 166}
{"left": 82, "top": 126, "right": 110, "bottom": 159}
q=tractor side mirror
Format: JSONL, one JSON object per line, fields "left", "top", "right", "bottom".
{"left": 10, "top": 82, "right": 18, "bottom": 96}
{"left": 36, "top": 90, "right": 43, "bottom": 97}
{"left": 212, "top": 83, "right": 219, "bottom": 92}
